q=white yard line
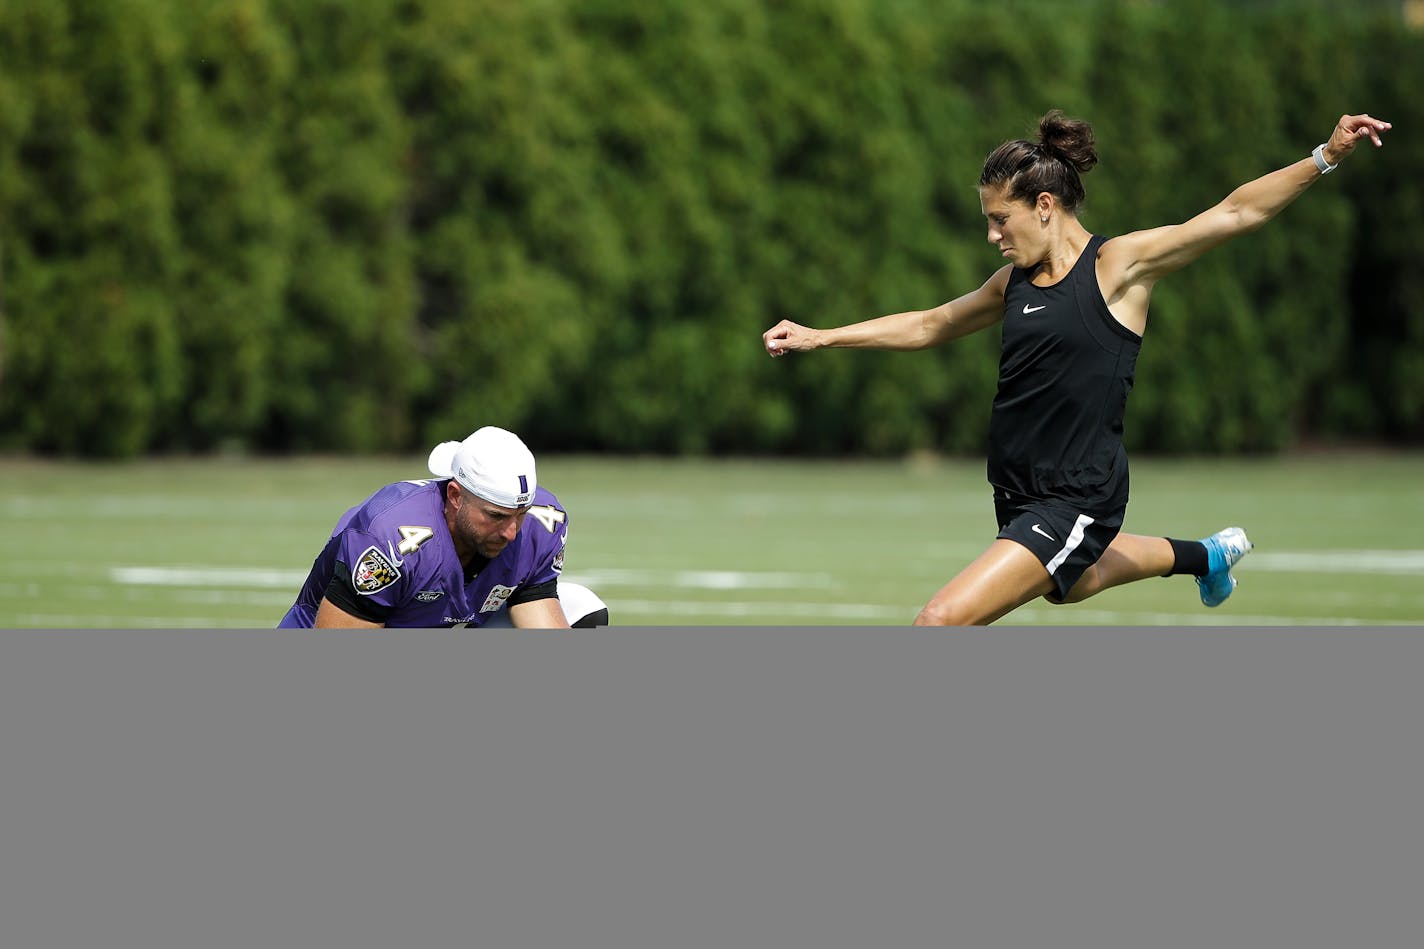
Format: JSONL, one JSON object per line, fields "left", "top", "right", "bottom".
{"left": 111, "top": 566, "right": 308, "bottom": 588}
{"left": 107, "top": 565, "right": 837, "bottom": 591}
{"left": 1001, "top": 608, "right": 1391, "bottom": 626}
{"left": 1247, "top": 551, "right": 1424, "bottom": 575}
{"left": 77, "top": 551, "right": 1424, "bottom": 627}
{"left": 608, "top": 600, "right": 910, "bottom": 621}
{"left": 8, "top": 614, "right": 263, "bottom": 628}
{"left": 110, "top": 548, "right": 1424, "bottom": 594}
{"left": 569, "top": 568, "right": 836, "bottom": 590}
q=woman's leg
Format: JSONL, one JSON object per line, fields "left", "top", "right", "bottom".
{"left": 915, "top": 539, "right": 1057, "bottom": 626}
{"left": 1057, "top": 532, "right": 1174, "bottom": 603}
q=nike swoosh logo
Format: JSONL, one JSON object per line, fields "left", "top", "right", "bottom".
{"left": 385, "top": 541, "right": 406, "bottom": 567}
{"left": 1022, "top": 304, "right": 1047, "bottom": 314}
{"left": 1031, "top": 523, "right": 1055, "bottom": 540}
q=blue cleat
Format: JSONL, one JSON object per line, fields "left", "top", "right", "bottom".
{"left": 1197, "top": 527, "right": 1253, "bottom": 608}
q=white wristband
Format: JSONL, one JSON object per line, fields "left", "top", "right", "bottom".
{"left": 1312, "top": 143, "right": 1337, "bottom": 175}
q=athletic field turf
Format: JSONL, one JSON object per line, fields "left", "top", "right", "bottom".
{"left": 4, "top": 452, "right": 1422, "bottom": 627}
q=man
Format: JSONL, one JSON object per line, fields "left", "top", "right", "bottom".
{"left": 279, "top": 426, "right": 608, "bottom": 628}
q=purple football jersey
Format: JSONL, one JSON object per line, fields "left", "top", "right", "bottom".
{"left": 280, "top": 479, "right": 569, "bottom": 627}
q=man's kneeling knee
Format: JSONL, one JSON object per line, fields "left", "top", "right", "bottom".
{"left": 560, "top": 582, "right": 609, "bottom": 627}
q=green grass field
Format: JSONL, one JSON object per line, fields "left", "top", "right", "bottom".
{"left": 4, "top": 452, "right": 1423, "bottom": 627}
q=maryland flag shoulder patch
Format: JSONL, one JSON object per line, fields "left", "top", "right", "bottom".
{"left": 352, "top": 545, "right": 402, "bottom": 595}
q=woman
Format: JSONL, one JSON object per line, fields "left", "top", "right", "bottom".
{"left": 762, "top": 111, "right": 1391, "bottom": 625}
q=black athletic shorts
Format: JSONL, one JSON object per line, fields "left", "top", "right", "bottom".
{"left": 993, "top": 489, "right": 1125, "bottom": 601}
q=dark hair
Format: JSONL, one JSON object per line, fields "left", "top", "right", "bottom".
{"left": 979, "top": 110, "right": 1098, "bottom": 213}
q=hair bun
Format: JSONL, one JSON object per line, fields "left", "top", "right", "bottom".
{"left": 1038, "top": 109, "right": 1099, "bottom": 174}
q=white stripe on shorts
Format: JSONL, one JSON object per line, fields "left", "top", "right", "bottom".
{"left": 1045, "top": 514, "right": 1095, "bottom": 576}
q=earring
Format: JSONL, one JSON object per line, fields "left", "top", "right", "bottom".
{"left": 1041, "top": 215, "right": 1049, "bottom": 223}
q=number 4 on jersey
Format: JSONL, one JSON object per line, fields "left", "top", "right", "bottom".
{"left": 526, "top": 505, "right": 567, "bottom": 534}
{"left": 397, "top": 525, "right": 436, "bottom": 555}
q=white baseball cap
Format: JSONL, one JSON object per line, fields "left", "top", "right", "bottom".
{"left": 427, "top": 426, "right": 538, "bottom": 509}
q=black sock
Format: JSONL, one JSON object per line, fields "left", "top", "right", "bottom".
{"left": 1164, "top": 538, "right": 1210, "bottom": 577}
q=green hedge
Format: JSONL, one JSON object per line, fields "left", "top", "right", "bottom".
{"left": 1, "top": 0, "right": 1419, "bottom": 458}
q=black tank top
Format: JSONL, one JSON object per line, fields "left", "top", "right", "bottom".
{"left": 986, "top": 234, "right": 1142, "bottom": 509}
